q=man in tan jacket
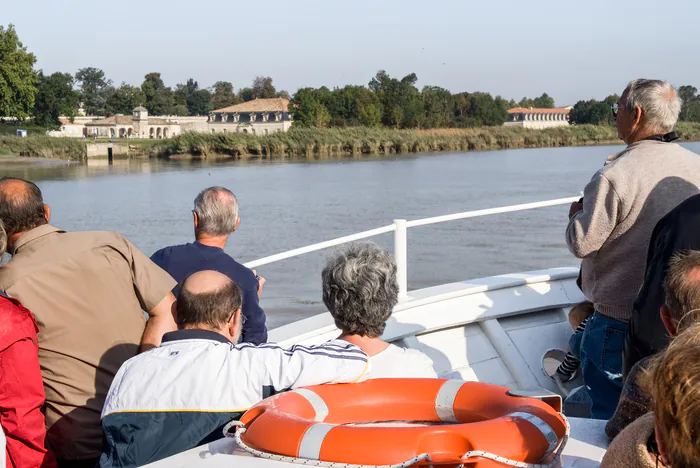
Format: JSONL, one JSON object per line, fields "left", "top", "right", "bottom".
{"left": 566, "top": 79, "right": 700, "bottom": 419}
{"left": 0, "top": 177, "right": 177, "bottom": 467}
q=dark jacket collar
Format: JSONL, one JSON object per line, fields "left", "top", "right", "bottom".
{"left": 12, "top": 224, "right": 64, "bottom": 255}
{"left": 161, "top": 329, "right": 231, "bottom": 345}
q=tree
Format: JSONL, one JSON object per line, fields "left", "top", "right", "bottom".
{"left": 458, "top": 92, "right": 507, "bottom": 127}
{"left": 105, "top": 83, "right": 145, "bottom": 115}
{"left": 603, "top": 94, "right": 620, "bottom": 107}
{"left": 141, "top": 72, "right": 174, "bottom": 115}
{"left": 33, "top": 71, "right": 79, "bottom": 129}
{"left": 533, "top": 93, "right": 555, "bottom": 108}
{"left": 238, "top": 87, "right": 254, "bottom": 102}
{"left": 174, "top": 78, "right": 198, "bottom": 108}
{"left": 276, "top": 90, "right": 291, "bottom": 100}
{"left": 0, "top": 24, "right": 38, "bottom": 120}
{"left": 422, "top": 86, "right": 453, "bottom": 128}
{"left": 75, "top": 67, "right": 113, "bottom": 116}
{"left": 518, "top": 97, "right": 535, "bottom": 108}
{"left": 369, "top": 70, "right": 422, "bottom": 128}
{"left": 211, "top": 81, "right": 238, "bottom": 109}
{"left": 174, "top": 79, "right": 212, "bottom": 115}
{"left": 289, "top": 87, "right": 331, "bottom": 127}
{"left": 570, "top": 99, "right": 610, "bottom": 125}
{"left": 252, "top": 76, "right": 276, "bottom": 99}
{"left": 188, "top": 89, "right": 212, "bottom": 115}
{"left": 353, "top": 86, "right": 382, "bottom": 127}
{"left": 678, "top": 85, "right": 700, "bottom": 122}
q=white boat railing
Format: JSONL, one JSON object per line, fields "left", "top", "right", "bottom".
{"left": 244, "top": 196, "right": 580, "bottom": 301}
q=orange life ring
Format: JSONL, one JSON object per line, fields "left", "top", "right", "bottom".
{"left": 238, "top": 379, "right": 567, "bottom": 467}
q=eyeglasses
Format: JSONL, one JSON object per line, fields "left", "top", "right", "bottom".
{"left": 611, "top": 104, "right": 620, "bottom": 119}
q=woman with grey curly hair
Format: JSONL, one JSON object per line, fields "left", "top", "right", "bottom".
{"left": 323, "top": 242, "right": 436, "bottom": 378}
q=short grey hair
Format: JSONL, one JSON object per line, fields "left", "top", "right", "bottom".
{"left": 665, "top": 250, "right": 700, "bottom": 331}
{"left": 193, "top": 187, "right": 239, "bottom": 236}
{"left": 322, "top": 242, "right": 398, "bottom": 338}
{"left": 622, "top": 79, "right": 681, "bottom": 133}
{"left": 0, "top": 218, "right": 6, "bottom": 256}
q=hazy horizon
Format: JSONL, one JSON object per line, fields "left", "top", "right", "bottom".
{"left": 8, "top": 0, "right": 700, "bottom": 106}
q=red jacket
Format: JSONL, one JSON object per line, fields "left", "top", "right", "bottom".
{"left": 0, "top": 292, "right": 56, "bottom": 468}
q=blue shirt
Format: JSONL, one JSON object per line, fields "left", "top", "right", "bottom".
{"left": 150, "top": 242, "right": 267, "bottom": 344}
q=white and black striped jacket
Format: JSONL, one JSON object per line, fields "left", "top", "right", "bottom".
{"left": 99, "top": 330, "right": 370, "bottom": 468}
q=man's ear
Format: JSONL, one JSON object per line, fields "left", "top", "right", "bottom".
{"left": 631, "top": 105, "right": 644, "bottom": 132}
{"left": 233, "top": 216, "right": 240, "bottom": 232}
{"left": 660, "top": 304, "right": 677, "bottom": 337}
{"left": 44, "top": 204, "right": 51, "bottom": 223}
{"left": 229, "top": 308, "right": 243, "bottom": 342}
{"left": 193, "top": 211, "right": 199, "bottom": 230}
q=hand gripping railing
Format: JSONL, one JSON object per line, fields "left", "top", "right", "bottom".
{"left": 243, "top": 196, "right": 579, "bottom": 301}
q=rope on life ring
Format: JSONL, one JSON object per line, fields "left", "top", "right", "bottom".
{"left": 224, "top": 421, "right": 432, "bottom": 468}
{"left": 223, "top": 415, "right": 571, "bottom": 468}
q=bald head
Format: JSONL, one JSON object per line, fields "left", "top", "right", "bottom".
{"left": 182, "top": 270, "right": 232, "bottom": 295}
{"left": 176, "top": 270, "right": 243, "bottom": 331}
{"left": 0, "top": 177, "right": 48, "bottom": 238}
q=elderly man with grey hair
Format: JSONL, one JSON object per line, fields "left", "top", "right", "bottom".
{"left": 324, "top": 242, "right": 436, "bottom": 378}
{"left": 151, "top": 186, "right": 267, "bottom": 344}
{"left": 566, "top": 79, "right": 700, "bottom": 420}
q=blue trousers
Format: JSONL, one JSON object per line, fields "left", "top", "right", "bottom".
{"left": 579, "top": 312, "right": 628, "bottom": 419}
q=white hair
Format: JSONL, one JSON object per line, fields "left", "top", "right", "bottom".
{"left": 193, "top": 186, "right": 239, "bottom": 236}
{"left": 622, "top": 79, "right": 682, "bottom": 133}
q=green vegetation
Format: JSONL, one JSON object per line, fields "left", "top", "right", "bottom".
{"left": 149, "top": 122, "right": 700, "bottom": 159}
{"left": 4, "top": 122, "right": 700, "bottom": 162}
{"left": 0, "top": 134, "right": 86, "bottom": 160}
{"left": 0, "top": 24, "right": 38, "bottom": 121}
{"left": 569, "top": 95, "right": 620, "bottom": 125}
{"left": 34, "top": 71, "right": 80, "bottom": 129}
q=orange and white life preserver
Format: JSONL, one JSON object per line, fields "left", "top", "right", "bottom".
{"left": 235, "top": 379, "right": 567, "bottom": 467}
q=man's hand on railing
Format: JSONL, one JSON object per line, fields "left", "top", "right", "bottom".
{"left": 252, "top": 269, "right": 266, "bottom": 297}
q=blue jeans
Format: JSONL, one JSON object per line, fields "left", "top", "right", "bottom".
{"left": 579, "top": 312, "right": 628, "bottom": 419}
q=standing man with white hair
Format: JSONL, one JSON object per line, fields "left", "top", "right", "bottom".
{"left": 151, "top": 186, "right": 267, "bottom": 345}
{"left": 566, "top": 79, "right": 700, "bottom": 420}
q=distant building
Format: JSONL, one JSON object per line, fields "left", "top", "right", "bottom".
{"left": 504, "top": 106, "right": 572, "bottom": 129}
{"left": 51, "top": 99, "right": 294, "bottom": 139}
{"left": 209, "top": 98, "right": 292, "bottom": 134}
{"left": 82, "top": 107, "right": 182, "bottom": 139}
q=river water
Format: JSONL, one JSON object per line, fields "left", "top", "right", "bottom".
{"left": 5, "top": 143, "right": 700, "bottom": 328}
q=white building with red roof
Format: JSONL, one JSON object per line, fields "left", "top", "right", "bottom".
{"left": 505, "top": 106, "right": 572, "bottom": 129}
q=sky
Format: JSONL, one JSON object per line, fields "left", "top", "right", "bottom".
{"left": 7, "top": 0, "right": 700, "bottom": 106}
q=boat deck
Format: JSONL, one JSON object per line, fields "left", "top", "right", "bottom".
{"left": 145, "top": 418, "right": 608, "bottom": 468}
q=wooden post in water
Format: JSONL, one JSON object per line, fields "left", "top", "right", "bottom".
{"left": 108, "top": 144, "right": 113, "bottom": 165}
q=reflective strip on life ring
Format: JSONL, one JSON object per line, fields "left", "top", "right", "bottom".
{"left": 292, "top": 388, "right": 329, "bottom": 422}
{"left": 508, "top": 412, "right": 559, "bottom": 458}
{"left": 434, "top": 379, "right": 466, "bottom": 422}
{"left": 298, "top": 423, "right": 336, "bottom": 460}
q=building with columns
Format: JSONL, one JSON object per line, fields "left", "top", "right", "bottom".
{"left": 504, "top": 106, "right": 572, "bottom": 129}
{"left": 82, "top": 106, "right": 182, "bottom": 139}
{"left": 51, "top": 99, "right": 293, "bottom": 138}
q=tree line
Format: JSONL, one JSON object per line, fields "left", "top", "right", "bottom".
{"left": 0, "top": 24, "right": 561, "bottom": 131}
{"left": 10, "top": 23, "right": 700, "bottom": 133}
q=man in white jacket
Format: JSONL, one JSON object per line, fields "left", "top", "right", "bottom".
{"left": 100, "top": 270, "right": 370, "bottom": 468}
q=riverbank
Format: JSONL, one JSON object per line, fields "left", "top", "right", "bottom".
{"left": 4, "top": 123, "right": 700, "bottom": 161}
{"left": 150, "top": 122, "right": 700, "bottom": 159}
